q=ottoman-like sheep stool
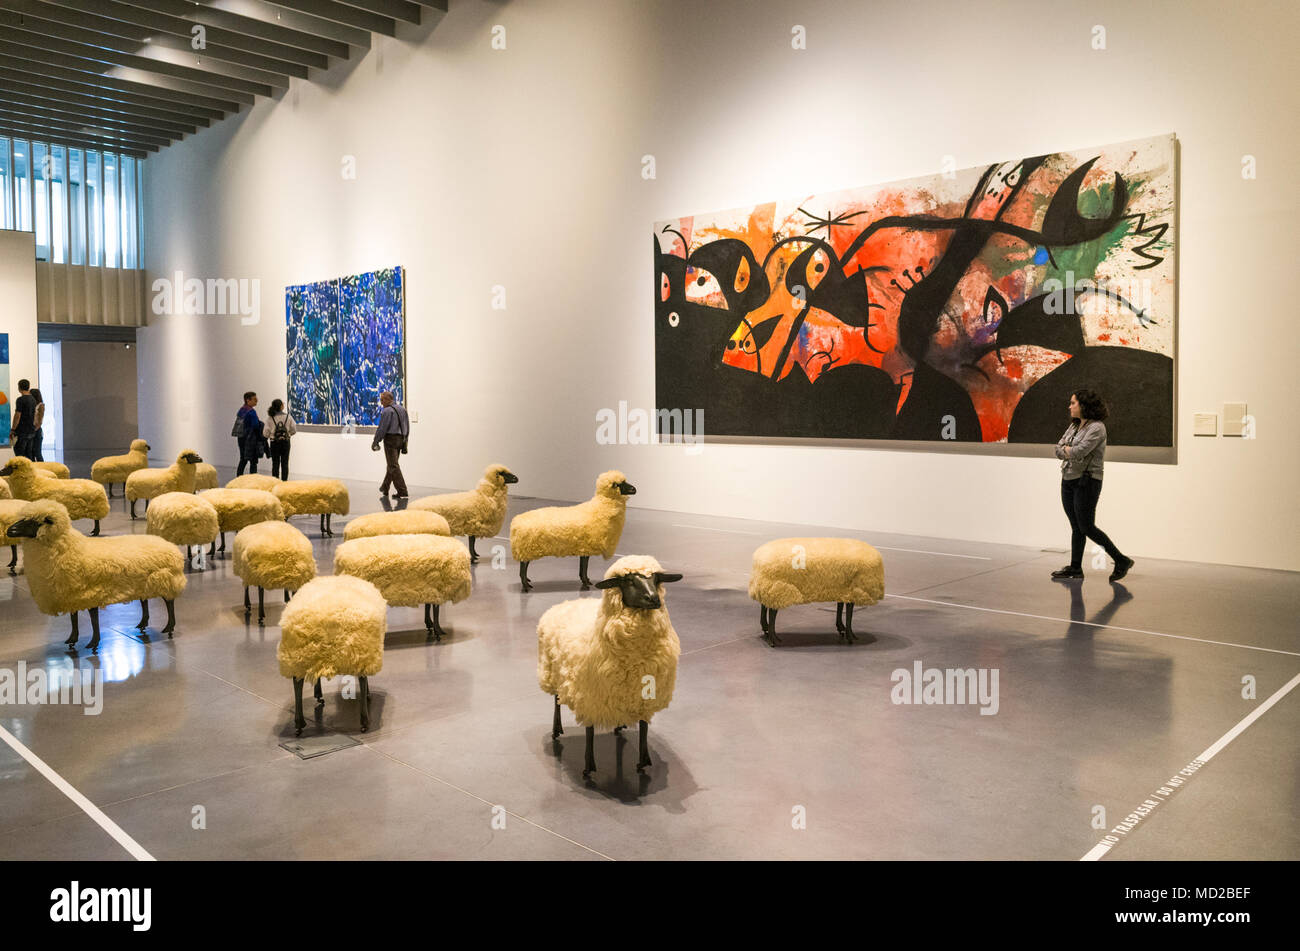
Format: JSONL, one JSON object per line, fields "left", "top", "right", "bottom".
{"left": 194, "top": 463, "right": 219, "bottom": 491}
{"left": 198, "top": 488, "right": 286, "bottom": 557}
{"left": 333, "top": 534, "right": 471, "bottom": 641}
{"left": 749, "top": 537, "right": 884, "bottom": 646}
{"left": 1, "top": 499, "right": 28, "bottom": 573}
{"left": 278, "top": 575, "right": 386, "bottom": 734}
{"left": 226, "top": 474, "right": 281, "bottom": 492}
{"left": 342, "top": 510, "right": 451, "bottom": 542}
{"left": 273, "top": 479, "right": 350, "bottom": 537}
{"left": 146, "top": 492, "right": 220, "bottom": 571}
{"left": 233, "top": 521, "right": 317, "bottom": 625}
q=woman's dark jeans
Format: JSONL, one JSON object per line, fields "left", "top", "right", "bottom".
{"left": 269, "top": 441, "right": 290, "bottom": 480}
{"left": 1061, "top": 474, "right": 1124, "bottom": 569}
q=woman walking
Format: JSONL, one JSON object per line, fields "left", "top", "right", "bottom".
{"left": 1051, "top": 389, "right": 1134, "bottom": 582}
{"left": 28, "top": 387, "right": 46, "bottom": 461}
{"left": 262, "top": 398, "right": 297, "bottom": 480}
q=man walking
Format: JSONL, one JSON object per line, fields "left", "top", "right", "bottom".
{"left": 8, "top": 379, "right": 37, "bottom": 459}
{"left": 371, "top": 391, "right": 409, "bottom": 498}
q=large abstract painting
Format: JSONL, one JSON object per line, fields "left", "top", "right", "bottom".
{"left": 0, "top": 333, "right": 9, "bottom": 438}
{"left": 654, "top": 134, "right": 1175, "bottom": 445}
{"left": 286, "top": 266, "right": 404, "bottom": 426}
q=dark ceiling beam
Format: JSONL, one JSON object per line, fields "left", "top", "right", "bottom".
{"left": 0, "top": 124, "right": 148, "bottom": 158}
{"left": 0, "top": 88, "right": 197, "bottom": 138}
{"left": 335, "top": 0, "right": 420, "bottom": 25}
{"left": 0, "top": 13, "right": 278, "bottom": 97}
{"left": 0, "top": 74, "right": 207, "bottom": 130}
{"left": 0, "top": 99, "right": 177, "bottom": 148}
{"left": 403, "top": 0, "right": 447, "bottom": 8}
{"left": 0, "top": 59, "right": 229, "bottom": 121}
{"left": 0, "top": 116, "right": 157, "bottom": 154}
{"left": 121, "top": 0, "right": 349, "bottom": 58}
{"left": 32, "top": 0, "right": 329, "bottom": 71}
{"left": 203, "top": 0, "right": 371, "bottom": 49}
{"left": 265, "top": 0, "right": 395, "bottom": 37}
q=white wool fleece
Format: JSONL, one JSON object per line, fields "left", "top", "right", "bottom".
{"left": 334, "top": 534, "right": 472, "bottom": 607}
{"left": 146, "top": 492, "right": 219, "bottom": 546}
{"left": 194, "top": 464, "right": 219, "bottom": 491}
{"left": 233, "top": 521, "right": 317, "bottom": 591}
{"left": 510, "top": 469, "right": 630, "bottom": 563}
{"left": 278, "top": 575, "right": 386, "bottom": 680}
{"left": 2, "top": 457, "right": 109, "bottom": 522}
{"left": 537, "top": 554, "right": 680, "bottom": 729}
{"left": 91, "top": 439, "right": 149, "bottom": 485}
{"left": 126, "top": 449, "right": 201, "bottom": 501}
{"left": 9, "top": 499, "right": 186, "bottom": 615}
{"left": 410, "top": 463, "right": 514, "bottom": 538}
{"left": 749, "top": 537, "right": 885, "bottom": 610}
{"left": 226, "top": 474, "right": 280, "bottom": 492}
{"left": 273, "top": 479, "right": 350, "bottom": 518}
{"left": 198, "top": 488, "right": 286, "bottom": 532}
{"left": 343, "top": 510, "right": 450, "bottom": 541}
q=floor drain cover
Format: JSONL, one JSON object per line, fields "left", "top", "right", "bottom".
{"left": 280, "top": 732, "right": 361, "bottom": 759}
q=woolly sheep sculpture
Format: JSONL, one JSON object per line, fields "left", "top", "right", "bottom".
{"left": 334, "top": 534, "right": 471, "bottom": 641}
{"left": 226, "top": 473, "right": 280, "bottom": 492}
{"left": 194, "top": 463, "right": 219, "bottom": 491}
{"left": 748, "top": 537, "right": 885, "bottom": 646}
{"left": 0, "top": 478, "right": 10, "bottom": 499}
{"left": 34, "top": 461, "right": 70, "bottom": 479}
{"left": 146, "top": 492, "right": 220, "bottom": 571}
{"left": 410, "top": 464, "right": 517, "bottom": 562}
{"left": 4, "top": 499, "right": 186, "bottom": 651}
{"left": 342, "top": 509, "right": 450, "bottom": 542}
{"left": 126, "top": 449, "right": 203, "bottom": 519}
{"left": 273, "top": 479, "right": 350, "bottom": 536}
{"left": 510, "top": 470, "right": 635, "bottom": 591}
{"left": 233, "top": 521, "right": 316, "bottom": 625}
{"left": 197, "top": 488, "right": 286, "bottom": 555}
{"left": 0, "top": 499, "right": 27, "bottom": 573}
{"left": 278, "top": 575, "right": 387, "bottom": 734}
{"left": 91, "top": 439, "right": 150, "bottom": 496}
{"left": 0, "top": 456, "right": 109, "bottom": 536}
{"left": 539, "top": 555, "right": 682, "bottom": 777}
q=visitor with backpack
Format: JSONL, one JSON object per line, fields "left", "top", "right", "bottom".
{"left": 262, "top": 398, "right": 297, "bottom": 481}
{"left": 233, "top": 391, "right": 265, "bottom": 476}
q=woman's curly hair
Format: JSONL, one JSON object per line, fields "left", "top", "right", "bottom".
{"left": 1073, "top": 388, "right": 1109, "bottom": 422}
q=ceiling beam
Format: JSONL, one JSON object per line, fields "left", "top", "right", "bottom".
{"left": 334, "top": 0, "right": 420, "bottom": 25}
{"left": 0, "top": 117, "right": 156, "bottom": 154}
{"left": 0, "top": 74, "right": 208, "bottom": 129}
{"left": 121, "top": 0, "right": 350, "bottom": 58}
{"left": 0, "top": 88, "right": 197, "bottom": 138}
{"left": 0, "top": 99, "right": 177, "bottom": 148}
{"left": 265, "top": 0, "right": 396, "bottom": 37}
{"left": 0, "top": 125, "right": 148, "bottom": 158}
{"left": 203, "top": 0, "right": 371, "bottom": 49}
{"left": 0, "top": 59, "right": 229, "bottom": 121}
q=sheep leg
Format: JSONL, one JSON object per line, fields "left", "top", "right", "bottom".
{"left": 326, "top": 514, "right": 333, "bottom": 536}
{"left": 552, "top": 696, "right": 563, "bottom": 738}
{"left": 759, "top": 606, "right": 769, "bottom": 634}
{"left": 359, "top": 676, "right": 371, "bottom": 732}
{"left": 293, "top": 678, "right": 306, "bottom": 735}
{"left": 136, "top": 599, "right": 150, "bottom": 631}
{"left": 314, "top": 677, "right": 324, "bottom": 705}
{"left": 843, "top": 603, "right": 869, "bottom": 644}
{"left": 66, "top": 612, "right": 80, "bottom": 646}
{"left": 468, "top": 536, "right": 479, "bottom": 563}
{"left": 613, "top": 725, "right": 626, "bottom": 735}
{"left": 519, "top": 561, "right": 532, "bottom": 591}
{"left": 218, "top": 532, "right": 226, "bottom": 554}
{"left": 7, "top": 545, "right": 16, "bottom": 574}
{"left": 87, "top": 607, "right": 101, "bottom": 652}
{"left": 835, "top": 602, "right": 846, "bottom": 635}
{"left": 636, "top": 719, "right": 652, "bottom": 773}
{"left": 162, "top": 599, "right": 176, "bottom": 637}
{"left": 284, "top": 589, "right": 291, "bottom": 603}
{"left": 423, "top": 604, "right": 438, "bottom": 642}
{"left": 578, "top": 555, "right": 592, "bottom": 590}
{"left": 583, "top": 726, "right": 596, "bottom": 777}
{"left": 144, "top": 498, "right": 149, "bottom": 513}
{"left": 243, "top": 586, "right": 252, "bottom": 619}
{"left": 91, "top": 520, "right": 101, "bottom": 537}
{"left": 766, "top": 609, "right": 781, "bottom": 647}
{"left": 257, "top": 587, "right": 265, "bottom": 626}
{"left": 130, "top": 499, "right": 137, "bottom": 519}
{"left": 431, "top": 604, "right": 448, "bottom": 640}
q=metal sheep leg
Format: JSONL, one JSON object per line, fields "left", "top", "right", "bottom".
{"left": 519, "top": 561, "right": 532, "bottom": 591}
{"left": 637, "top": 719, "right": 652, "bottom": 773}
{"left": 258, "top": 587, "right": 265, "bottom": 626}
{"left": 86, "top": 607, "right": 101, "bottom": 652}
{"left": 136, "top": 598, "right": 150, "bottom": 631}
{"left": 552, "top": 695, "right": 563, "bottom": 738}
{"left": 243, "top": 586, "right": 252, "bottom": 620}
{"left": 583, "top": 725, "right": 596, "bottom": 777}
{"left": 7, "top": 545, "right": 16, "bottom": 574}
{"left": 578, "top": 555, "right": 592, "bottom": 589}
{"left": 65, "top": 611, "right": 79, "bottom": 646}
{"left": 162, "top": 599, "right": 176, "bottom": 637}
{"left": 293, "top": 678, "right": 306, "bottom": 735}
{"left": 468, "top": 536, "right": 479, "bottom": 563}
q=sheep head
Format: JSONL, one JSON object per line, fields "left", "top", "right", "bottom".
{"left": 176, "top": 449, "right": 203, "bottom": 466}
{"left": 484, "top": 464, "right": 518, "bottom": 486}
{"left": 4, "top": 499, "right": 73, "bottom": 541}
{"left": 595, "top": 555, "right": 681, "bottom": 610}
{"left": 595, "top": 470, "right": 636, "bottom": 500}
{"left": 0, "top": 456, "right": 33, "bottom": 480}
{"left": 131, "top": 439, "right": 150, "bottom": 453}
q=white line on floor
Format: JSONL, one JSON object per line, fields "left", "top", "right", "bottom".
{"left": 670, "top": 524, "right": 765, "bottom": 535}
{"left": 1080, "top": 670, "right": 1300, "bottom": 860}
{"left": 0, "top": 723, "right": 155, "bottom": 861}
{"left": 884, "top": 593, "right": 1300, "bottom": 657}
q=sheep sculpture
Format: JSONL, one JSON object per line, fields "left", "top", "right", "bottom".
{"left": 34, "top": 461, "right": 70, "bottom": 479}
{"left": 225, "top": 473, "right": 280, "bottom": 492}
{"left": 748, "top": 537, "right": 885, "bottom": 645}
{"left": 232, "top": 521, "right": 317, "bottom": 625}
{"left": 4, "top": 499, "right": 186, "bottom": 651}
{"left": 1, "top": 499, "right": 27, "bottom": 573}
{"left": 194, "top": 463, "right": 219, "bottom": 491}
{"left": 0, "top": 478, "right": 10, "bottom": 499}
{"left": 146, "top": 492, "right": 220, "bottom": 571}
{"left": 126, "top": 449, "right": 203, "bottom": 519}
{"left": 342, "top": 509, "right": 450, "bottom": 542}
{"left": 510, "top": 470, "right": 635, "bottom": 591}
{"left": 278, "top": 575, "right": 387, "bottom": 734}
{"left": 91, "top": 439, "right": 150, "bottom": 496}
{"left": 197, "top": 488, "right": 286, "bottom": 555}
{"left": 0, "top": 456, "right": 109, "bottom": 536}
{"left": 410, "top": 464, "right": 517, "bottom": 562}
{"left": 273, "top": 479, "right": 350, "bottom": 537}
{"left": 334, "top": 534, "right": 471, "bottom": 641}
{"left": 539, "top": 555, "right": 682, "bottom": 777}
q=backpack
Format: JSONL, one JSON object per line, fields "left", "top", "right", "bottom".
{"left": 272, "top": 416, "right": 289, "bottom": 443}
{"left": 231, "top": 413, "right": 245, "bottom": 438}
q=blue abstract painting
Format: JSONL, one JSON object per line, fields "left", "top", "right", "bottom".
{"left": 285, "top": 266, "right": 404, "bottom": 426}
{"left": 0, "top": 333, "right": 10, "bottom": 437}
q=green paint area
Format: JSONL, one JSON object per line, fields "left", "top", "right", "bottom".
{"left": 1046, "top": 181, "right": 1131, "bottom": 277}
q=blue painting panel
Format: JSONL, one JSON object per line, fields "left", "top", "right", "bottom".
{"left": 0, "top": 332, "right": 10, "bottom": 437}
{"left": 339, "top": 267, "right": 405, "bottom": 426}
{"left": 285, "top": 279, "right": 341, "bottom": 425}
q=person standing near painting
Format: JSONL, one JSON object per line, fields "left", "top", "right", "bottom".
{"left": 371, "top": 391, "right": 409, "bottom": 498}
{"left": 29, "top": 387, "right": 46, "bottom": 461}
{"left": 262, "top": 398, "right": 297, "bottom": 481}
{"left": 1051, "top": 388, "right": 1133, "bottom": 582}
{"left": 8, "top": 379, "right": 37, "bottom": 459}
{"left": 234, "top": 391, "right": 265, "bottom": 476}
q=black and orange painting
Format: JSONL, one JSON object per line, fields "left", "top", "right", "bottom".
{"left": 654, "top": 134, "right": 1175, "bottom": 445}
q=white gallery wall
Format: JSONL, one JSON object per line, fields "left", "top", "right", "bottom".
{"left": 138, "top": 0, "right": 1300, "bottom": 571}
{"left": 0, "top": 230, "right": 38, "bottom": 463}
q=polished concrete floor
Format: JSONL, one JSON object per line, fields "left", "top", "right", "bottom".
{"left": 1, "top": 452, "right": 1296, "bottom": 860}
